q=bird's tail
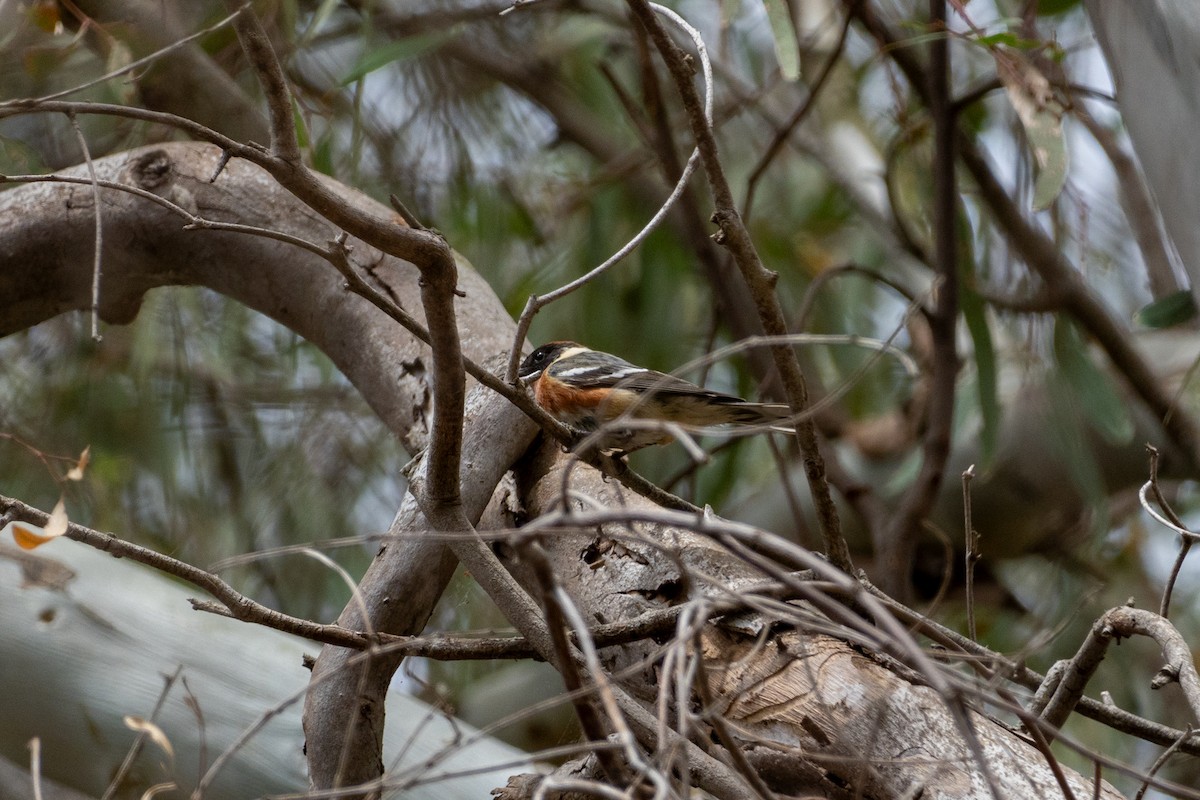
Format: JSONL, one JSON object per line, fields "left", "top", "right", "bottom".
{"left": 724, "top": 402, "right": 794, "bottom": 427}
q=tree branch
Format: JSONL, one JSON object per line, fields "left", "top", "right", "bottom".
{"left": 624, "top": 0, "right": 852, "bottom": 572}
{"left": 1041, "top": 606, "right": 1200, "bottom": 734}
{"left": 845, "top": 0, "right": 1200, "bottom": 467}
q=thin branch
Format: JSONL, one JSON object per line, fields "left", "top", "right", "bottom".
{"left": 879, "top": 0, "right": 959, "bottom": 601}
{"left": 1009, "top": 703, "right": 1079, "bottom": 800}
{"left": 555, "top": 590, "right": 674, "bottom": 798}
{"left": 503, "top": 1, "right": 714, "bottom": 383}
{"left": 0, "top": 493, "right": 379, "bottom": 649}
{"left": 66, "top": 111, "right": 104, "bottom": 342}
{"left": 743, "top": 7, "right": 854, "bottom": 223}
{"left": 963, "top": 464, "right": 979, "bottom": 641}
{"left": 0, "top": 103, "right": 462, "bottom": 290}
{"left": 4, "top": 490, "right": 805, "bottom": 663}
{"left": 36, "top": 4, "right": 252, "bottom": 105}
{"left": 626, "top": 0, "right": 852, "bottom": 572}
{"left": 1133, "top": 724, "right": 1194, "bottom": 800}
{"left": 609, "top": 682, "right": 755, "bottom": 800}
{"left": 1041, "top": 606, "right": 1200, "bottom": 734}
{"left": 224, "top": 1, "right": 301, "bottom": 163}
{"left": 1140, "top": 445, "right": 1199, "bottom": 618}
{"left": 523, "top": 540, "right": 631, "bottom": 787}
{"left": 872, "top": 587, "right": 1200, "bottom": 756}
{"left": 27, "top": 738, "right": 43, "bottom": 800}
{"left": 102, "top": 666, "right": 184, "bottom": 800}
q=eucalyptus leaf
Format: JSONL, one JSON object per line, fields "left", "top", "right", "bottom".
{"left": 1000, "top": 56, "right": 1068, "bottom": 210}
{"left": 341, "top": 29, "right": 461, "bottom": 85}
{"left": 962, "top": 288, "right": 999, "bottom": 465}
{"left": 974, "top": 32, "right": 1042, "bottom": 50}
{"left": 762, "top": 0, "right": 801, "bottom": 82}
{"left": 1134, "top": 289, "right": 1197, "bottom": 329}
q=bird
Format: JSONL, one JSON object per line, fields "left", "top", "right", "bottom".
{"left": 517, "top": 341, "right": 793, "bottom": 452}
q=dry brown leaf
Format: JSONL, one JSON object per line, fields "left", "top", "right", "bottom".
{"left": 11, "top": 498, "right": 68, "bottom": 550}
{"left": 44, "top": 497, "right": 69, "bottom": 539}
{"left": 66, "top": 445, "right": 91, "bottom": 481}
{"left": 123, "top": 716, "right": 175, "bottom": 761}
{"left": 12, "top": 524, "right": 54, "bottom": 550}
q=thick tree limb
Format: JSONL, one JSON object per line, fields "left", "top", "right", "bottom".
{"left": 512, "top": 446, "right": 1124, "bottom": 798}
{"left": 0, "top": 141, "right": 538, "bottom": 793}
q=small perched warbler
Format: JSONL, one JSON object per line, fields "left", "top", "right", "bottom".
{"left": 518, "top": 341, "right": 792, "bottom": 451}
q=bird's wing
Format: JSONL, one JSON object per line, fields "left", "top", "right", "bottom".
{"left": 549, "top": 353, "right": 749, "bottom": 401}
{"left": 615, "top": 370, "right": 748, "bottom": 403}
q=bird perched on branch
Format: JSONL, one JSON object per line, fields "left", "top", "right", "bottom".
{"left": 518, "top": 341, "right": 792, "bottom": 452}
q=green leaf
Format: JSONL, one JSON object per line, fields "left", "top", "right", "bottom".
{"left": 1134, "top": 289, "right": 1198, "bottom": 329}
{"left": 973, "top": 32, "right": 1043, "bottom": 50}
{"left": 762, "top": 0, "right": 800, "bottom": 82}
{"left": 1052, "top": 318, "right": 1134, "bottom": 445}
{"left": 311, "top": 134, "right": 334, "bottom": 176}
{"left": 292, "top": 102, "right": 309, "bottom": 149}
{"left": 1027, "top": 111, "right": 1068, "bottom": 210}
{"left": 1037, "top": 0, "right": 1081, "bottom": 16}
{"left": 962, "top": 288, "right": 999, "bottom": 465}
{"left": 1000, "top": 58, "right": 1068, "bottom": 210}
{"left": 340, "top": 29, "right": 460, "bottom": 85}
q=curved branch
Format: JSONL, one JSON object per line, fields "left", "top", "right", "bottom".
{"left": 0, "top": 141, "right": 541, "bottom": 793}
{"left": 1041, "top": 606, "right": 1200, "bottom": 733}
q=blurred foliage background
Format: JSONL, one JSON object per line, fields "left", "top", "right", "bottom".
{"left": 3, "top": 0, "right": 1200, "bottom": 791}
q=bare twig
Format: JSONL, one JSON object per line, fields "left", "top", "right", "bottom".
{"left": 0, "top": 493, "right": 380, "bottom": 649}
{"left": 963, "top": 464, "right": 979, "bottom": 641}
{"left": 1041, "top": 606, "right": 1200, "bottom": 734}
{"left": 523, "top": 539, "right": 633, "bottom": 788}
{"left": 503, "top": 1, "right": 713, "bottom": 384}
{"left": 1140, "top": 445, "right": 1199, "bottom": 618}
{"left": 627, "top": 0, "right": 852, "bottom": 572}
{"left": 27, "top": 738, "right": 43, "bottom": 800}
{"left": 1009, "top": 704, "right": 1079, "bottom": 800}
{"left": 224, "top": 2, "right": 300, "bottom": 163}
{"left": 555, "top": 589, "right": 674, "bottom": 798}
{"left": 1134, "top": 724, "right": 1194, "bottom": 800}
{"left": 102, "top": 666, "right": 184, "bottom": 800}
{"left": 878, "top": 0, "right": 960, "bottom": 601}
{"left": 743, "top": 7, "right": 854, "bottom": 223}
{"left": 66, "top": 112, "right": 104, "bottom": 342}
{"left": 388, "top": 193, "right": 426, "bottom": 231}
{"left": 873, "top": 588, "right": 1200, "bottom": 757}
